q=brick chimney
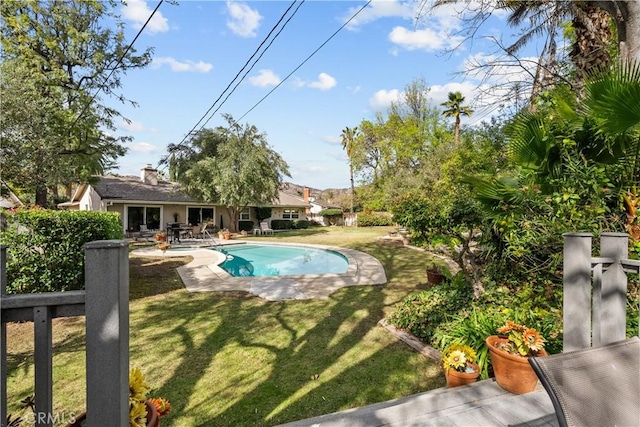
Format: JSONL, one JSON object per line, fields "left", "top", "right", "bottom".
{"left": 141, "top": 164, "right": 158, "bottom": 185}
{"left": 303, "top": 187, "right": 311, "bottom": 215}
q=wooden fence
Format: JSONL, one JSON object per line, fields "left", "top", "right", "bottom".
{"left": 563, "top": 232, "right": 640, "bottom": 351}
{"left": 1, "top": 240, "right": 130, "bottom": 427}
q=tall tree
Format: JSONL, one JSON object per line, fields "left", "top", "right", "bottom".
{"left": 165, "top": 114, "right": 290, "bottom": 233}
{"left": 441, "top": 91, "right": 473, "bottom": 145}
{"left": 0, "top": 0, "right": 152, "bottom": 207}
{"left": 340, "top": 126, "right": 359, "bottom": 214}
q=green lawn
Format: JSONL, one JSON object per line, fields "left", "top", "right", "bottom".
{"left": 6, "top": 226, "right": 447, "bottom": 426}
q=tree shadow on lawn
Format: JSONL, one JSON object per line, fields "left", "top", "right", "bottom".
{"left": 129, "top": 255, "right": 191, "bottom": 300}
{"left": 137, "top": 243, "right": 444, "bottom": 426}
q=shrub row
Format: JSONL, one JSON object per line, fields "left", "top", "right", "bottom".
{"left": 270, "top": 219, "right": 313, "bottom": 230}
{"left": 1, "top": 208, "right": 123, "bottom": 294}
{"left": 357, "top": 212, "right": 394, "bottom": 227}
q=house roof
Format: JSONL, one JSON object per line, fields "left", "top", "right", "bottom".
{"left": 94, "top": 176, "right": 194, "bottom": 203}
{"left": 67, "top": 175, "right": 309, "bottom": 208}
{"left": 0, "top": 180, "right": 24, "bottom": 208}
{"left": 265, "top": 191, "right": 308, "bottom": 208}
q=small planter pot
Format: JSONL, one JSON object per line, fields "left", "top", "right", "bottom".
{"left": 68, "top": 400, "right": 159, "bottom": 427}
{"left": 426, "top": 269, "right": 445, "bottom": 285}
{"left": 445, "top": 362, "right": 480, "bottom": 387}
{"left": 223, "top": 233, "right": 231, "bottom": 240}
{"left": 486, "top": 335, "right": 547, "bottom": 394}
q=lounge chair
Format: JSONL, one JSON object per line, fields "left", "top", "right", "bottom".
{"left": 260, "top": 221, "right": 274, "bottom": 235}
{"left": 529, "top": 336, "right": 640, "bottom": 427}
{"left": 139, "top": 224, "right": 154, "bottom": 238}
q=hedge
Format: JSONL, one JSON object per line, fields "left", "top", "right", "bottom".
{"left": 271, "top": 219, "right": 293, "bottom": 230}
{"left": 357, "top": 212, "right": 395, "bottom": 226}
{"left": 239, "top": 220, "right": 254, "bottom": 232}
{"left": 1, "top": 208, "right": 123, "bottom": 294}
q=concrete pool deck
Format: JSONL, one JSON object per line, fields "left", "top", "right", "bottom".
{"left": 130, "top": 239, "right": 387, "bottom": 301}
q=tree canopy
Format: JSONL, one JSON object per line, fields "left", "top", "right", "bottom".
{"left": 0, "top": 0, "right": 152, "bottom": 206}
{"left": 165, "top": 114, "right": 290, "bottom": 232}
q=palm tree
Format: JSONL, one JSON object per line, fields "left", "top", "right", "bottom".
{"left": 441, "top": 91, "right": 473, "bottom": 145}
{"left": 341, "top": 126, "right": 359, "bottom": 215}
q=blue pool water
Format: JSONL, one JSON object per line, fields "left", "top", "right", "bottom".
{"left": 216, "top": 244, "right": 349, "bottom": 277}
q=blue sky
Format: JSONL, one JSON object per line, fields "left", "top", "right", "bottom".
{"left": 110, "top": 0, "right": 539, "bottom": 189}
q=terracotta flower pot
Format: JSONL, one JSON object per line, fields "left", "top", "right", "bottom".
{"left": 486, "top": 335, "right": 547, "bottom": 395}
{"left": 426, "top": 269, "right": 445, "bottom": 285}
{"left": 68, "top": 400, "right": 159, "bottom": 427}
{"left": 445, "top": 362, "right": 479, "bottom": 387}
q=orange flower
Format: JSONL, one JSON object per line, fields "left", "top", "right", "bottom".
{"left": 149, "top": 397, "right": 172, "bottom": 417}
{"left": 523, "top": 328, "right": 545, "bottom": 351}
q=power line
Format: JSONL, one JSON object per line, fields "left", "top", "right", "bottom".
{"left": 69, "top": 0, "right": 164, "bottom": 132}
{"left": 195, "top": 0, "right": 305, "bottom": 132}
{"left": 237, "top": 0, "right": 373, "bottom": 122}
{"left": 168, "top": 0, "right": 301, "bottom": 156}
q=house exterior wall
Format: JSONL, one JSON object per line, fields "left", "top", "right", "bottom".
{"left": 80, "top": 186, "right": 104, "bottom": 211}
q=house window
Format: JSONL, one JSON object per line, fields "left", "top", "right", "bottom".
{"left": 127, "top": 206, "right": 161, "bottom": 231}
{"left": 283, "top": 209, "right": 299, "bottom": 219}
{"left": 239, "top": 207, "right": 250, "bottom": 221}
{"left": 188, "top": 207, "right": 215, "bottom": 226}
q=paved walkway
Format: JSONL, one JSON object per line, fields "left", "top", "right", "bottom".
{"left": 130, "top": 239, "right": 387, "bottom": 301}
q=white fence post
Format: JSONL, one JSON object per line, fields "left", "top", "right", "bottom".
{"left": 599, "top": 232, "right": 628, "bottom": 345}
{"left": 563, "top": 233, "right": 593, "bottom": 351}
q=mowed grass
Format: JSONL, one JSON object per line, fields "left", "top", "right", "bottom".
{"left": 6, "top": 226, "right": 446, "bottom": 426}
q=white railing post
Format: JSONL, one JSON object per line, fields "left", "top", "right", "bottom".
{"left": 84, "top": 240, "right": 129, "bottom": 426}
{"left": 599, "top": 232, "right": 628, "bottom": 345}
{"left": 563, "top": 233, "right": 593, "bottom": 351}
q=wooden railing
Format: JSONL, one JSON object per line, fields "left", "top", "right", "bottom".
{"left": 1, "top": 240, "right": 130, "bottom": 427}
{"left": 563, "top": 232, "right": 640, "bottom": 352}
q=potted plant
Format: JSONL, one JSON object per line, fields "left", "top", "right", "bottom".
{"left": 154, "top": 232, "right": 167, "bottom": 242}
{"left": 442, "top": 344, "right": 480, "bottom": 387}
{"left": 156, "top": 243, "right": 171, "bottom": 256}
{"left": 486, "top": 320, "right": 547, "bottom": 394}
{"left": 68, "top": 368, "right": 171, "bottom": 426}
{"left": 426, "top": 264, "right": 446, "bottom": 285}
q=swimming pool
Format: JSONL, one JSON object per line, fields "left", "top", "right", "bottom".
{"left": 216, "top": 244, "right": 349, "bottom": 277}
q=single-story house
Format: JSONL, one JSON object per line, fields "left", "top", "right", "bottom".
{"left": 58, "top": 165, "right": 309, "bottom": 234}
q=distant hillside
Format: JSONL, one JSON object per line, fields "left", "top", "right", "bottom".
{"left": 280, "top": 182, "right": 351, "bottom": 207}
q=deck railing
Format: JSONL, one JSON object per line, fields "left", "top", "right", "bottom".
{"left": 1, "top": 240, "right": 130, "bottom": 427}
{"left": 563, "top": 232, "right": 639, "bottom": 352}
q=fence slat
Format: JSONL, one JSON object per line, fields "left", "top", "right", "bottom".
{"left": 1, "top": 245, "right": 7, "bottom": 427}
{"left": 600, "top": 233, "right": 628, "bottom": 344}
{"left": 34, "top": 306, "right": 53, "bottom": 427}
{"left": 84, "top": 240, "right": 129, "bottom": 426}
{"left": 563, "top": 233, "right": 593, "bottom": 351}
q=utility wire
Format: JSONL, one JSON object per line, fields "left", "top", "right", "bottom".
{"left": 169, "top": 0, "right": 301, "bottom": 154}
{"left": 237, "top": 0, "right": 372, "bottom": 122}
{"left": 195, "top": 0, "right": 305, "bottom": 132}
{"left": 69, "top": 0, "right": 164, "bottom": 132}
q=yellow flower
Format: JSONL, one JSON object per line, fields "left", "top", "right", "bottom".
{"left": 442, "top": 344, "right": 477, "bottom": 372}
{"left": 129, "top": 400, "right": 147, "bottom": 427}
{"left": 496, "top": 321, "right": 546, "bottom": 356}
{"left": 129, "top": 368, "right": 149, "bottom": 403}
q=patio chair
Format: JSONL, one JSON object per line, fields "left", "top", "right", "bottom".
{"left": 260, "top": 221, "right": 274, "bottom": 235}
{"left": 191, "top": 225, "right": 202, "bottom": 239}
{"left": 139, "top": 224, "right": 154, "bottom": 238}
{"left": 528, "top": 336, "right": 640, "bottom": 427}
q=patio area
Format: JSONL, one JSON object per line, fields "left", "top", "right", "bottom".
{"left": 279, "top": 379, "right": 557, "bottom": 427}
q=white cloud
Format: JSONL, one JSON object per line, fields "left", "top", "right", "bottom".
{"left": 151, "top": 57, "right": 213, "bottom": 73}
{"left": 369, "top": 89, "right": 402, "bottom": 111}
{"left": 226, "top": 1, "right": 262, "bottom": 38}
{"left": 389, "top": 26, "right": 462, "bottom": 51}
{"left": 323, "top": 135, "right": 342, "bottom": 145}
{"left": 121, "top": 0, "right": 169, "bottom": 33}
{"left": 295, "top": 73, "right": 337, "bottom": 91}
{"left": 129, "top": 142, "right": 158, "bottom": 154}
{"left": 342, "top": 0, "right": 415, "bottom": 31}
{"left": 249, "top": 69, "right": 281, "bottom": 87}
{"left": 119, "top": 119, "right": 146, "bottom": 132}
{"left": 428, "top": 81, "right": 478, "bottom": 106}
